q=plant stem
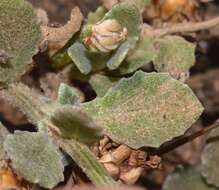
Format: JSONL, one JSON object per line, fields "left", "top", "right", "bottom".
{"left": 54, "top": 135, "right": 118, "bottom": 187}
{"left": 153, "top": 16, "right": 219, "bottom": 36}
{"left": 156, "top": 119, "right": 219, "bottom": 156}
{"left": 2, "top": 83, "right": 117, "bottom": 187}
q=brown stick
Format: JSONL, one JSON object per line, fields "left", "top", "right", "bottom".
{"left": 153, "top": 16, "right": 219, "bottom": 36}
{"left": 155, "top": 119, "right": 219, "bottom": 156}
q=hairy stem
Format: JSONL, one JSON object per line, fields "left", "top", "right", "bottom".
{"left": 54, "top": 136, "right": 118, "bottom": 187}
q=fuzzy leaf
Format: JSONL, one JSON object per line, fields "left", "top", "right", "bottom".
{"left": 119, "top": 30, "right": 157, "bottom": 74}
{"left": 58, "top": 83, "right": 80, "bottom": 105}
{"left": 59, "top": 138, "right": 116, "bottom": 187}
{"left": 102, "top": 0, "right": 151, "bottom": 12}
{"left": 201, "top": 128, "right": 219, "bottom": 187}
{"left": 69, "top": 42, "right": 110, "bottom": 74}
{"left": 68, "top": 42, "right": 92, "bottom": 74}
{"left": 0, "top": 122, "right": 9, "bottom": 160}
{"left": 106, "top": 41, "right": 131, "bottom": 70}
{"left": 4, "top": 131, "right": 64, "bottom": 188}
{"left": 83, "top": 71, "right": 203, "bottom": 148}
{"left": 1, "top": 83, "right": 57, "bottom": 126}
{"left": 154, "top": 35, "right": 196, "bottom": 80}
{"left": 51, "top": 106, "right": 102, "bottom": 144}
{"left": 163, "top": 167, "right": 215, "bottom": 190}
{"left": 90, "top": 74, "right": 119, "bottom": 97}
{"left": 1, "top": 84, "right": 116, "bottom": 186}
{"left": 123, "top": 0, "right": 151, "bottom": 13}
{"left": 101, "top": 1, "right": 143, "bottom": 70}
{"left": 70, "top": 1, "right": 143, "bottom": 73}
{"left": 87, "top": 6, "right": 107, "bottom": 24}
{"left": 0, "top": 0, "right": 40, "bottom": 84}
{"left": 103, "top": 1, "right": 142, "bottom": 44}
{"left": 118, "top": 33, "right": 195, "bottom": 76}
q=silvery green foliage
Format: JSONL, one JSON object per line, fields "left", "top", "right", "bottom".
{"left": 51, "top": 106, "right": 102, "bottom": 144}
{"left": 68, "top": 42, "right": 92, "bottom": 74}
{"left": 68, "top": 1, "right": 142, "bottom": 74}
{"left": 67, "top": 1, "right": 195, "bottom": 79}
{"left": 58, "top": 83, "right": 80, "bottom": 105}
{"left": 3, "top": 83, "right": 101, "bottom": 144}
{"left": 2, "top": 83, "right": 116, "bottom": 186}
{"left": 87, "top": 6, "right": 107, "bottom": 24}
{"left": 60, "top": 138, "right": 116, "bottom": 187}
{"left": 0, "top": 0, "right": 40, "bottom": 85}
{"left": 1, "top": 83, "right": 58, "bottom": 126}
{"left": 163, "top": 167, "right": 216, "bottom": 190}
{"left": 0, "top": 0, "right": 205, "bottom": 187}
{"left": 0, "top": 122, "right": 9, "bottom": 160}
{"left": 120, "top": 30, "right": 195, "bottom": 79}
{"left": 4, "top": 131, "right": 64, "bottom": 188}
{"left": 201, "top": 127, "right": 219, "bottom": 188}
{"left": 119, "top": 30, "right": 157, "bottom": 74}
{"left": 83, "top": 71, "right": 203, "bottom": 148}
{"left": 153, "top": 35, "right": 195, "bottom": 80}
{"left": 90, "top": 74, "right": 119, "bottom": 97}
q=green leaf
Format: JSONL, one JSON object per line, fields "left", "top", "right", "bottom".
{"left": 1, "top": 83, "right": 57, "bottom": 126}
{"left": 119, "top": 30, "right": 157, "bottom": 74}
{"left": 1, "top": 84, "right": 116, "bottom": 187}
{"left": 87, "top": 6, "right": 107, "bottom": 24}
{"left": 163, "top": 167, "right": 215, "bottom": 190}
{"left": 0, "top": 0, "right": 40, "bottom": 85}
{"left": 106, "top": 41, "right": 131, "bottom": 70}
{"left": 58, "top": 138, "right": 117, "bottom": 187}
{"left": 123, "top": 0, "right": 151, "bottom": 13}
{"left": 51, "top": 106, "right": 102, "bottom": 144}
{"left": 70, "top": 1, "right": 143, "bottom": 73}
{"left": 82, "top": 71, "right": 203, "bottom": 148}
{"left": 58, "top": 83, "right": 80, "bottom": 105}
{"left": 68, "top": 42, "right": 92, "bottom": 74}
{"left": 70, "top": 49, "right": 109, "bottom": 75}
{"left": 90, "top": 74, "right": 119, "bottom": 97}
{"left": 201, "top": 128, "right": 219, "bottom": 187}
{"left": 118, "top": 33, "right": 195, "bottom": 76}
{"left": 102, "top": 1, "right": 142, "bottom": 70}
{"left": 154, "top": 35, "right": 196, "bottom": 80}
{"left": 4, "top": 131, "right": 64, "bottom": 188}
{"left": 103, "top": 1, "right": 142, "bottom": 44}
{"left": 0, "top": 122, "right": 9, "bottom": 160}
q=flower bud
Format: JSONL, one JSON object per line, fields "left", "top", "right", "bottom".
{"left": 84, "top": 19, "right": 128, "bottom": 53}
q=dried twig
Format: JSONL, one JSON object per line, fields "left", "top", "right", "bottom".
{"left": 40, "top": 7, "right": 83, "bottom": 54}
{"left": 153, "top": 16, "right": 219, "bottom": 36}
{"left": 155, "top": 119, "right": 219, "bottom": 156}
